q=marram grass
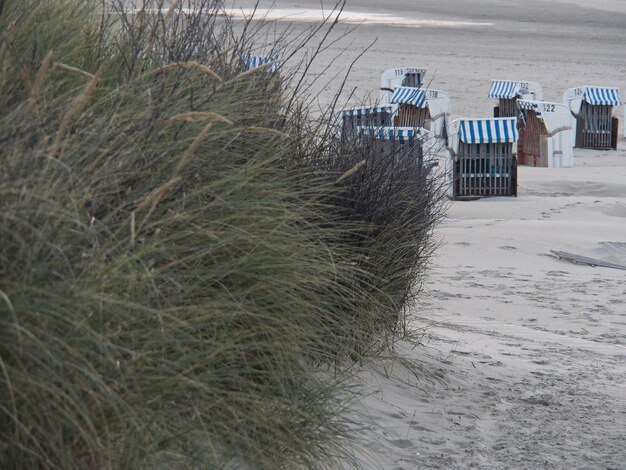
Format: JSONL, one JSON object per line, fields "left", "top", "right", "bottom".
{"left": 0, "top": 0, "right": 445, "bottom": 468}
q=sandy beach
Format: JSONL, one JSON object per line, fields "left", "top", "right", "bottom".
{"left": 228, "top": 0, "right": 626, "bottom": 467}
{"left": 345, "top": 149, "right": 626, "bottom": 469}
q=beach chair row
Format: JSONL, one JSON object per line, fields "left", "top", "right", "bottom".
{"left": 339, "top": 67, "right": 623, "bottom": 199}
{"left": 248, "top": 58, "right": 623, "bottom": 199}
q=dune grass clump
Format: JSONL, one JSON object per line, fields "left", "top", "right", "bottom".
{"left": 0, "top": 1, "right": 363, "bottom": 468}
{"left": 308, "top": 132, "right": 447, "bottom": 350}
{"left": 0, "top": 0, "right": 446, "bottom": 468}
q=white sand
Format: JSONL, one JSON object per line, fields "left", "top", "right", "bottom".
{"left": 230, "top": 0, "right": 626, "bottom": 467}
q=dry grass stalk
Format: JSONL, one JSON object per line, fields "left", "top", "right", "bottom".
{"left": 135, "top": 176, "right": 182, "bottom": 213}
{"left": 53, "top": 62, "right": 96, "bottom": 79}
{"left": 335, "top": 160, "right": 366, "bottom": 184}
{"left": 29, "top": 50, "right": 54, "bottom": 113}
{"left": 53, "top": 72, "right": 100, "bottom": 152}
{"left": 155, "top": 61, "right": 223, "bottom": 83}
{"left": 21, "top": 66, "right": 33, "bottom": 96}
{"left": 134, "top": 176, "right": 183, "bottom": 238}
{"left": 175, "top": 122, "right": 214, "bottom": 174}
{"left": 235, "top": 61, "right": 280, "bottom": 79}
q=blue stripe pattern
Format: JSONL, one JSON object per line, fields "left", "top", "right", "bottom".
{"left": 582, "top": 87, "right": 621, "bottom": 106}
{"left": 390, "top": 87, "right": 426, "bottom": 107}
{"left": 516, "top": 100, "right": 537, "bottom": 111}
{"left": 488, "top": 81, "right": 518, "bottom": 99}
{"left": 358, "top": 126, "right": 421, "bottom": 142}
{"left": 344, "top": 106, "right": 392, "bottom": 117}
{"left": 458, "top": 118, "right": 518, "bottom": 144}
{"left": 246, "top": 56, "right": 280, "bottom": 72}
{"left": 517, "top": 99, "right": 542, "bottom": 118}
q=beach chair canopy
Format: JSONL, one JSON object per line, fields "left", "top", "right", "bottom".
{"left": 390, "top": 87, "right": 426, "bottom": 107}
{"left": 517, "top": 100, "right": 540, "bottom": 111}
{"left": 488, "top": 80, "right": 543, "bottom": 100}
{"left": 390, "top": 87, "right": 450, "bottom": 114}
{"left": 457, "top": 118, "right": 518, "bottom": 144}
{"left": 342, "top": 106, "right": 392, "bottom": 117}
{"left": 358, "top": 126, "right": 429, "bottom": 142}
{"left": 489, "top": 81, "right": 519, "bottom": 99}
{"left": 518, "top": 100, "right": 571, "bottom": 135}
{"left": 245, "top": 56, "right": 280, "bottom": 72}
{"left": 580, "top": 87, "right": 622, "bottom": 106}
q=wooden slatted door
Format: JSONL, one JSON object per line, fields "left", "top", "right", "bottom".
{"left": 395, "top": 104, "right": 430, "bottom": 129}
{"left": 498, "top": 98, "right": 518, "bottom": 118}
{"left": 454, "top": 143, "right": 517, "bottom": 198}
{"left": 579, "top": 102, "right": 613, "bottom": 149}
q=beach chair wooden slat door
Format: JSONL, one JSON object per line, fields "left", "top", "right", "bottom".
{"left": 494, "top": 143, "right": 499, "bottom": 195}
{"left": 499, "top": 98, "right": 517, "bottom": 118}
{"left": 397, "top": 104, "right": 429, "bottom": 128}
{"left": 603, "top": 105, "right": 609, "bottom": 148}
{"left": 495, "top": 143, "right": 500, "bottom": 195}
{"left": 580, "top": 102, "right": 613, "bottom": 149}
{"left": 455, "top": 142, "right": 516, "bottom": 198}
{"left": 493, "top": 143, "right": 497, "bottom": 196}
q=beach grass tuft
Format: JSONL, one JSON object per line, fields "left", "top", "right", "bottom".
{"left": 0, "top": 0, "right": 445, "bottom": 467}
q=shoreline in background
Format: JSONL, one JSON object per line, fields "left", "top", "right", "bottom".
{"left": 223, "top": 8, "right": 494, "bottom": 29}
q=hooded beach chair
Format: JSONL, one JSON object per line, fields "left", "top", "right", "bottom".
{"left": 445, "top": 117, "right": 518, "bottom": 199}
{"left": 563, "top": 86, "right": 621, "bottom": 149}
{"left": 489, "top": 80, "right": 543, "bottom": 118}
{"left": 517, "top": 100, "right": 573, "bottom": 167}
{"left": 388, "top": 86, "right": 451, "bottom": 153}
